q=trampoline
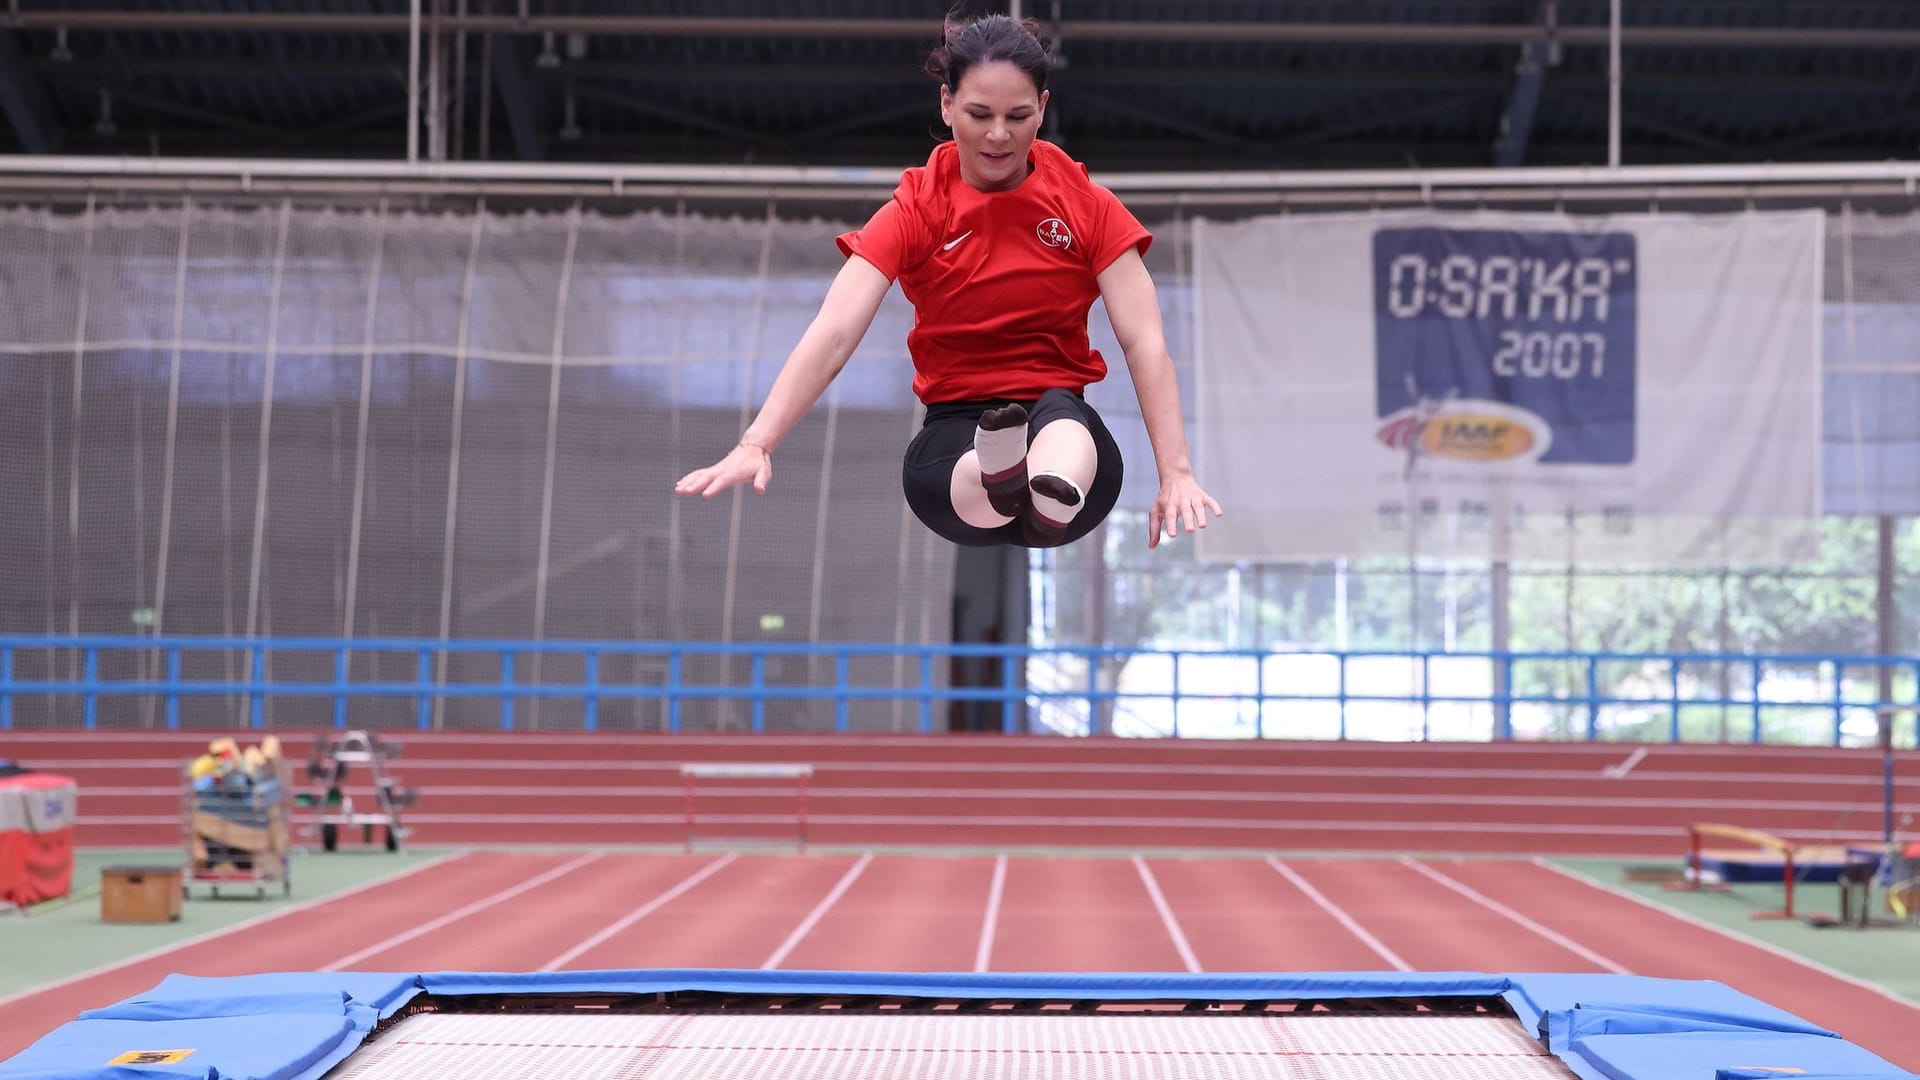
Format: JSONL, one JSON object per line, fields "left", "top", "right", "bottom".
{"left": 4, "top": 970, "right": 1916, "bottom": 1080}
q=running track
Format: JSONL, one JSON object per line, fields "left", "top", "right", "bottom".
{"left": 3, "top": 852, "right": 1917, "bottom": 1069}
{"left": 21, "top": 732, "right": 1920, "bottom": 854}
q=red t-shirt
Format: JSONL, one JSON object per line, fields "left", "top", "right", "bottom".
{"left": 836, "top": 139, "right": 1152, "bottom": 404}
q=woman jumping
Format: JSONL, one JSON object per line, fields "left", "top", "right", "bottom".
{"left": 675, "top": 13, "right": 1222, "bottom": 550}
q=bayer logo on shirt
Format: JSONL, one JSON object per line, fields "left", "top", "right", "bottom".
{"left": 1036, "top": 218, "right": 1073, "bottom": 249}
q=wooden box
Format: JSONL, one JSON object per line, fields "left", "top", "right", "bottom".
{"left": 101, "top": 866, "right": 184, "bottom": 923}
{"left": 190, "top": 811, "right": 286, "bottom": 854}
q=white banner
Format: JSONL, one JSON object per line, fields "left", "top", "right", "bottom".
{"left": 1194, "top": 209, "right": 1824, "bottom": 565}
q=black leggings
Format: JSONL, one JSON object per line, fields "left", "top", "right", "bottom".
{"left": 901, "top": 388, "right": 1124, "bottom": 548}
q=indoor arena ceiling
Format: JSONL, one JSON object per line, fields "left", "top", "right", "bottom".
{"left": 1, "top": 1, "right": 1918, "bottom": 173}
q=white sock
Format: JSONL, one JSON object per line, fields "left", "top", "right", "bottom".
{"left": 974, "top": 405, "right": 1031, "bottom": 518}
{"left": 973, "top": 422, "right": 1027, "bottom": 478}
{"left": 1029, "top": 472, "right": 1084, "bottom": 528}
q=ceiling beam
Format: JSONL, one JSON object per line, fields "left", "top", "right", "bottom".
{"left": 16, "top": 56, "right": 1915, "bottom": 100}
{"left": 0, "top": 31, "right": 61, "bottom": 153}
{"left": 573, "top": 83, "right": 768, "bottom": 146}
{"left": 1493, "top": 2, "right": 1555, "bottom": 166}
{"left": 1071, "top": 90, "right": 1258, "bottom": 150}
{"left": 1762, "top": 102, "right": 1920, "bottom": 153}
{"left": 19, "top": 131, "right": 1905, "bottom": 175}
{"left": 8, "top": 12, "right": 1920, "bottom": 49}
{"left": 1559, "top": 88, "right": 1741, "bottom": 158}
{"left": 39, "top": 69, "right": 281, "bottom": 134}
{"left": 310, "top": 100, "right": 409, "bottom": 136}
{"left": 486, "top": 33, "right": 547, "bottom": 161}
{"left": 1275, "top": 91, "right": 1493, "bottom": 150}
{"left": 788, "top": 98, "right": 932, "bottom": 142}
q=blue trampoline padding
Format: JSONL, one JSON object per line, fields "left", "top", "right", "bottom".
{"left": 81, "top": 972, "right": 420, "bottom": 1024}
{"left": 1500, "top": 974, "right": 1915, "bottom": 1080}
{"left": 1504, "top": 973, "right": 1836, "bottom": 1040}
{"left": 0, "top": 1015, "right": 358, "bottom": 1080}
{"left": 1566, "top": 1034, "right": 1912, "bottom": 1080}
{"left": 0, "top": 973, "right": 421, "bottom": 1080}
{"left": 418, "top": 968, "right": 1509, "bottom": 999}
{"left": 2, "top": 969, "right": 1914, "bottom": 1080}
{"left": 1697, "top": 854, "right": 1852, "bottom": 884}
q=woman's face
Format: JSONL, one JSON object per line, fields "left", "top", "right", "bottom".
{"left": 940, "top": 60, "right": 1048, "bottom": 192}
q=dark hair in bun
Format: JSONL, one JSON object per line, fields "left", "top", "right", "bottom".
{"left": 923, "top": 13, "right": 1052, "bottom": 94}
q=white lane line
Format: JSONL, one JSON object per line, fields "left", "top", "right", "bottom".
{"left": 1399, "top": 857, "right": 1632, "bottom": 975}
{"left": 973, "top": 854, "right": 1007, "bottom": 973}
{"left": 1603, "top": 747, "right": 1651, "bottom": 778}
{"left": 0, "top": 851, "right": 469, "bottom": 1009}
{"left": 1266, "top": 857, "right": 1413, "bottom": 972}
{"left": 1532, "top": 857, "right": 1920, "bottom": 1014}
{"left": 320, "top": 853, "right": 602, "bottom": 971}
{"left": 54, "top": 815, "right": 1847, "bottom": 855}
{"left": 760, "top": 853, "right": 874, "bottom": 970}
{"left": 1132, "top": 856, "right": 1202, "bottom": 973}
{"left": 539, "top": 854, "right": 739, "bottom": 972}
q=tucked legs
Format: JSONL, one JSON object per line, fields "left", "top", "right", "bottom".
{"left": 1022, "top": 414, "right": 1097, "bottom": 544}
{"left": 902, "top": 391, "right": 1123, "bottom": 549}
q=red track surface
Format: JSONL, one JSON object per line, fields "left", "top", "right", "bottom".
{"left": 3, "top": 851, "right": 1919, "bottom": 1070}
{"left": 12, "top": 731, "right": 1916, "bottom": 854}
{"left": 5, "top": 732, "right": 1918, "bottom": 1071}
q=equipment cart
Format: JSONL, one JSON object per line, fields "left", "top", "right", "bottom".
{"left": 182, "top": 743, "right": 292, "bottom": 900}
{"left": 300, "top": 730, "right": 417, "bottom": 852}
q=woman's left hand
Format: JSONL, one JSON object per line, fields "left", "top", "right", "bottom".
{"left": 1149, "top": 474, "right": 1224, "bottom": 549}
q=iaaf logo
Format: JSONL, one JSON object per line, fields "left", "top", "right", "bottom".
{"left": 1036, "top": 217, "right": 1073, "bottom": 249}
{"left": 1378, "top": 397, "right": 1552, "bottom": 471}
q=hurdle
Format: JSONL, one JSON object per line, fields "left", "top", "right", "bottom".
{"left": 679, "top": 762, "right": 813, "bottom": 852}
{"left": 1669, "top": 822, "right": 1807, "bottom": 921}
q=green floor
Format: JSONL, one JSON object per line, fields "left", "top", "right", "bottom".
{"left": 3, "top": 850, "right": 1915, "bottom": 1005}
{"left": 0, "top": 847, "right": 438, "bottom": 1000}
{"left": 1554, "top": 856, "right": 1920, "bottom": 1004}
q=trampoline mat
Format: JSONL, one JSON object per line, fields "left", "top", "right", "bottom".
{"left": 326, "top": 1010, "right": 1579, "bottom": 1079}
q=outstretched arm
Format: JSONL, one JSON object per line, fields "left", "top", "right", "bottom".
{"left": 674, "top": 255, "right": 893, "bottom": 497}
{"left": 1096, "top": 248, "right": 1223, "bottom": 549}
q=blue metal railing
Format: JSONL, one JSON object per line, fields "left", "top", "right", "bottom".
{"left": 0, "top": 634, "right": 1916, "bottom": 744}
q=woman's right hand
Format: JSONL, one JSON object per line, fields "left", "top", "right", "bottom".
{"left": 674, "top": 443, "right": 772, "bottom": 498}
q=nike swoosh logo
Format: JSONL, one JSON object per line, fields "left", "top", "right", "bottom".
{"left": 942, "top": 230, "right": 973, "bottom": 251}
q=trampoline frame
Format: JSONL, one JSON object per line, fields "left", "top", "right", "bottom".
{"left": 3, "top": 969, "right": 1916, "bottom": 1080}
